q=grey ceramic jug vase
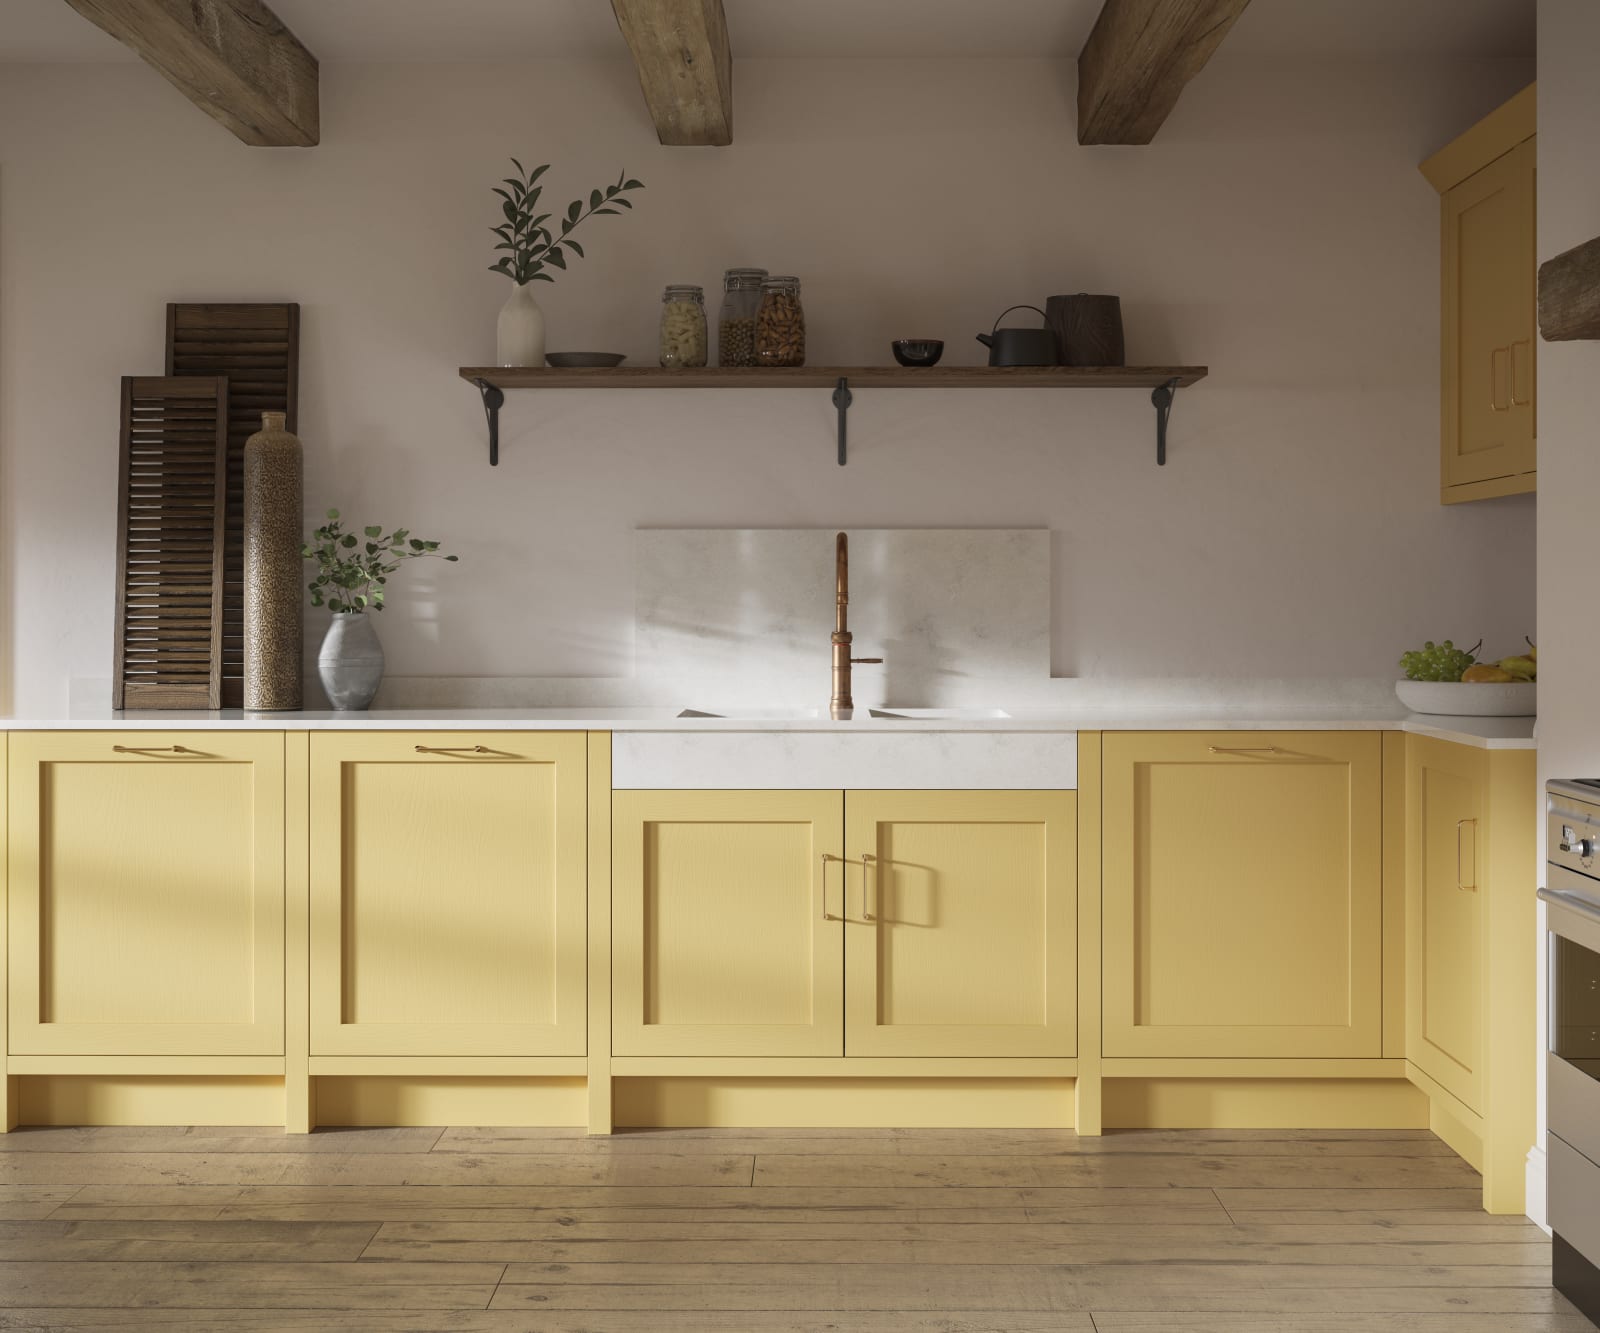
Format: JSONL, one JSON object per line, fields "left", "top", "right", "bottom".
{"left": 318, "top": 612, "right": 385, "bottom": 710}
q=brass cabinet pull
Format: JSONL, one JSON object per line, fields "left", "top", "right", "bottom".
{"left": 1457, "top": 817, "right": 1478, "bottom": 892}
{"left": 1510, "top": 339, "right": 1532, "bottom": 406}
{"left": 112, "top": 744, "right": 193, "bottom": 754}
{"left": 413, "top": 745, "right": 490, "bottom": 754}
{"left": 860, "top": 853, "right": 875, "bottom": 921}
{"left": 1490, "top": 346, "right": 1510, "bottom": 411}
{"left": 821, "top": 853, "right": 838, "bottom": 921}
{"left": 1208, "top": 745, "right": 1283, "bottom": 755}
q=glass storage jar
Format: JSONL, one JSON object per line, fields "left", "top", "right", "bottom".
{"left": 659, "top": 285, "right": 707, "bottom": 368}
{"left": 755, "top": 276, "right": 805, "bottom": 367}
{"left": 717, "top": 268, "right": 766, "bottom": 367}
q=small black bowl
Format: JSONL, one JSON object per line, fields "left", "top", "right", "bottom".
{"left": 892, "top": 339, "right": 944, "bottom": 368}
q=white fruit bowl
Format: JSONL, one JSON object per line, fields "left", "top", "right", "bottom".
{"left": 1395, "top": 679, "right": 1537, "bottom": 716}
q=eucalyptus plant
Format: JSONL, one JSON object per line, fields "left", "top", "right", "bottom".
{"left": 303, "top": 509, "right": 458, "bottom": 615}
{"left": 489, "top": 158, "right": 644, "bottom": 286}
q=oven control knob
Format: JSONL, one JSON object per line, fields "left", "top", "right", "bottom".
{"left": 1562, "top": 825, "right": 1596, "bottom": 859}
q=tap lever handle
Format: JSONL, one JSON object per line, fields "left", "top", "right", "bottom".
{"left": 851, "top": 657, "right": 883, "bottom": 664}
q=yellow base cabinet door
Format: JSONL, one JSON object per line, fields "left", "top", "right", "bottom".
{"left": 309, "top": 733, "right": 587, "bottom": 1057}
{"left": 613, "top": 790, "right": 844, "bottom": 1056}
{"left": 844, "top": 790, "right": 1076, "bottom": 1058}
{"left": 8, "top": 732, "right": 285, "bottom": 1056}
{"left": 1102, "top": 733, "right": 1383, "bottom": 1059}
{"left": 1406, "top": 735, "right": 1484, "bottom": 1112}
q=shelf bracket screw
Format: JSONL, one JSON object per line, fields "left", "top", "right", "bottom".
{"left": 832, "top": 376, "right": 853, "bottom": 466}
{"left": 475, "top": 378, "right": 505, "bottom": 467}
{"left": 1151, "top": 376, "right": 1181, "bottom": 466}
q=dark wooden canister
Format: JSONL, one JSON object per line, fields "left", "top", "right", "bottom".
{"left": 1045, "top": 293, "right": 1125, "bottom": 366}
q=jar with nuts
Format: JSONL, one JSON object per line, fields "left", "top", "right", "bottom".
{"left": 659, "top": 285, "right": 707, "bottom": 368}
{"left": 717, "top": 268, "right": 766, "bottom": 368}
{"left": 755, "top": 275, "right": 806, "bottom": 367}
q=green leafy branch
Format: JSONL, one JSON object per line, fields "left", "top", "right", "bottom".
{"left": 488, "top": 158, "right": 643, "bottom": 286}
{"left": 302, "top": 509, "right": 458, "bottom": 615}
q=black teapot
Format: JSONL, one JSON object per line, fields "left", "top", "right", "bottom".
{"left": 976, "top": 305, "right": 1059, "bottom": 367}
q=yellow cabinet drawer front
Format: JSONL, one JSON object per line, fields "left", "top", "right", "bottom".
{"left": 1102, "top": 733, "right": 1383, "bottom": 1059}
{"left": 1406, "top": 736, "right": 1485, "bottom": 1112}
{"left": 613, "top": 790, "right": 844, "bottom": 1057}
{"left": 8, "top": 732, "right": 286, "bottom": 1056}
{"left": 1442, "top": 136, "right": 1536, "bottom": 496}
{"left": 844, "top": 790, "right": 1076, "bottom": 1058}
{"left": 309, "top": 733, "right": 588, "bottom": 1057}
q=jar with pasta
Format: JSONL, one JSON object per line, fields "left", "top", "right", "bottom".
{"left": 717, "top": 268, "right": 766, "bottom": 367}
{"left": 659, "top": 285, "right": 707, "bottom": 368}
{"left": 755, "top": 276, "right": 805, "bottom": 367}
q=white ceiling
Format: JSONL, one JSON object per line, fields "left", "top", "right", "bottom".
{"left": 0, "top": 0, "right": 1536, "bottom": 64}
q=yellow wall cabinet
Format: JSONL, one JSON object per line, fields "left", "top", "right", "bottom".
{"left": 1102, "top": 732, "right": 1384, "bottom": 1059}
{"left": 1403, "top": 736, "right": 1536, "bottom": 1214}
{"left": 1422, "top": 84, "right": 1536, "bottom": 504}
{"left": 309, "top": 732, "right": 588, "bottom": 1057}
{"left": 7, "top": 732, "right": 285, "bottom": 1056}
{"left": 613, "top": 789, "right": 1076, "bottom": 1059}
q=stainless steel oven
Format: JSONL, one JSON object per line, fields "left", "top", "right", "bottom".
{"left": 1539, "top": 780, "right": 1600, "bottom": 1325}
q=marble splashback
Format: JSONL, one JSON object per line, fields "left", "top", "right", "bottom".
{"left": 633, "top": 529, "right": 1049, "bottom": 710}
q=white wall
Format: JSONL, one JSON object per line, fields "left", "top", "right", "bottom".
{"left": 0, "top": 53, "right": 1534, "bottom": 713}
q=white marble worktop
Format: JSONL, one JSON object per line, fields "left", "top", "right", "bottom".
{"left": 0, "top": 705, "right": 1536, "bottom": 750}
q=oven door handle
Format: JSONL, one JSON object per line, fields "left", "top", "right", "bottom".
{"left": 1540, "top": 886, "right": 1600, "bottom": 925}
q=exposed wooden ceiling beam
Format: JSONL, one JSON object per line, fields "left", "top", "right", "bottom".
{"left": 60, "top": 0, "right": 318, "bottom": 147}
{"left": 1539, "top": 235, "right": 1600, "bottom": 342}
{"left": 1077, "top": 0, "right": 1251, "bottom": 145}
{"left": 610, "top": 0, "right": 732, "bottom": 147}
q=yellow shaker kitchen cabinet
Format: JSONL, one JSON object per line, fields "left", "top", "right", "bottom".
{"left": 308, "top": 732, "right": 588, "bottom": 1057}
{"left": 1405, "top": 735, "right": 1485, "bottom": 1113}
{"left": 844, "top": 790, "right": 1076, "bottom": 1058}
{"left": 1423, "top": 85, "right": 1536, "bottom": 503}
{"left": 7, "top": 732, "right": 285, "bottom": 1056}
{"left": 613, "top": 790, "right": 844, "bottom": 1057}
{"left": 1102, "top": 732, "right": 1384, "bottom": 1059}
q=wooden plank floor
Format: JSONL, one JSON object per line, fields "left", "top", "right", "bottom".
{"left": 0, "top": 1126, "right": 1580, "bottom": 1331}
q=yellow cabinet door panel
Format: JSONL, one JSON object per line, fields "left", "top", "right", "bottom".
{"left": 613, "top": 790, "right": 844, "bottom": 1057}
{"left": 309, "top": 733, "right": 587, "bottom": 1057}
{"left": 1442, "top": 136, "right": 1536, "bottom": 495}
{"left": 1103, "top": 733, "right": 1383, "bottom": 1059}
{"left": 8, "top": 732, "right": 285, "bottom": 1056}
{"left": 844, "top": 790, "right": 1076, "bottom": 1058}
{"left": 1406, "top": 735, "right": 1484, "bottom": 1112}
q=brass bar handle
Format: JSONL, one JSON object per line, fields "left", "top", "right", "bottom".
{"left": 860, "top": 853, "right": 875, "bottom": 921}
{"left": 413, "top": 745, "right": 490, "bottom": 754}
{"left": 1510, "top": 339, "right": 1532, "bottom": 406}
{"left": 1208, "top": 745, "right": 1284, "bottom": 755}
{"left": 1490, "top": 346, "right": 1510, "bottom": 412}
{"left": 821, "top": 853, "right": 837, "bottom": 921}
{"left": 112, "top": 744, "right": 193, "bottom": 754}
{"left": 1457, "top": 817, "right": 1478, "bottom": 891}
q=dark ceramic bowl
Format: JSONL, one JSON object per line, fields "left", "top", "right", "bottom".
{"left": 545, "top": 352, "right": 627, "bottom": 368}
{"left": 891, "top": 339, "right": 944, "bottom": 368}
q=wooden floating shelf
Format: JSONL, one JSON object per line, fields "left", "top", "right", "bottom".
{"left": 456, "top": 364, "right": 1210, "bottom": 466}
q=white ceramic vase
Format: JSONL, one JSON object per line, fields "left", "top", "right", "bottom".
{"left": 318, "top": 612, "right": 385, "bottom": 711}
{"left": 497, "top": 281, "right": 546, "bottom": 367}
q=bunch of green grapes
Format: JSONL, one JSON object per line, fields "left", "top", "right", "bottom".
{"left": 1399, "top": 639, "right": 1482, "bottom": 682}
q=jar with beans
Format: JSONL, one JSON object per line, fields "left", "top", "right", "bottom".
{"left": 717, "top": 268, "right": 766, "bottom": 367}
{"left": 755, "top": 276, "right": 805, "bottom": 367}
{"left": 659, "top": 285, "right": 707, "bottom": 368}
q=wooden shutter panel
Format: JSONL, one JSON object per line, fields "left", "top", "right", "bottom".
{"left": 113, "top": 376, "right": 228, "bottom": 709}
{"left": 166, "top": 303, "right": 301, "bottom": 707}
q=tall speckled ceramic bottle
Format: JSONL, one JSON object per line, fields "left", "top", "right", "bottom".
{"left": 243, "top": 410, "right": 304, "bottom": 710}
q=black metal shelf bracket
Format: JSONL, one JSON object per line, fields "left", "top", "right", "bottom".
{"left": 475, "top": 378, "right": 505, "bottom": 466}
{"left": 1151, "top": 376, "right": 1181, "bottom": 466}
{"left": 832, "top": 376, "right": 853, "bottom": 466}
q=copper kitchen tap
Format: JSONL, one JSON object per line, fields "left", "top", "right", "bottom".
{"left": 830, "top": 532, "right": 882, "bottom": 720}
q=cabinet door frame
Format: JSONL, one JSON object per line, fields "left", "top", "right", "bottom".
{"left": 844, "top": 789, "right": 1077, "bottom": 1058}
{"left": 1440, "top": 135, "right": 1536, "bottom": 497}
{"left": 1102, "top": 732, "right": 1384, "bottom": 1059}
{"left": 1405, "top": 734, "right": 1485, "bottom": 1112}
{"left": 8, "top": 731, "right": 286, "bottom": 1056}
{"left": 613, "top": 789, "right": 844, "bottom": 1057}
{"left": 309, "top": 731, "right": 588, "bottom": 1057}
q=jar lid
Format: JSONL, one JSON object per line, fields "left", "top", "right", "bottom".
{"left": 762, "top": 275, "right": 800, "bottom": 287}
{"left": 724, "top": 268, "right": 767, "bottom": 279}
{"left": 662, "top": 284, "right": 704, "bottom": 299}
